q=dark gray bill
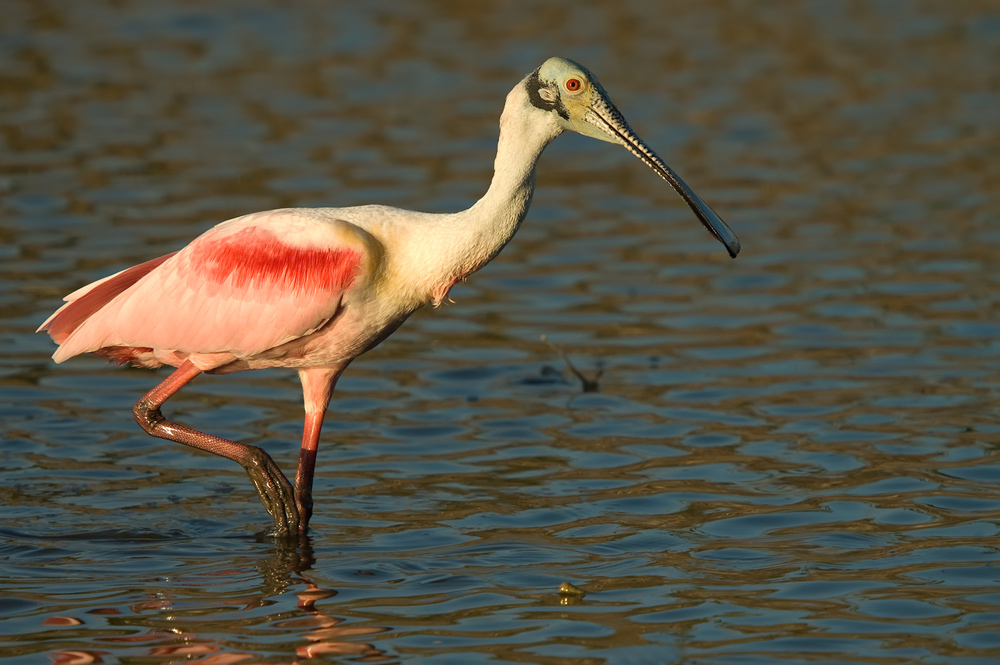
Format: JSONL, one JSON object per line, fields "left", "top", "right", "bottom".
{"left": 585, "top": 94, "right": 740, "bottom": 258}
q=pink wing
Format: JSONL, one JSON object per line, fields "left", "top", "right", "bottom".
{"left": 42, "top": 209, "right": 370, "bottom": 364}
{"left": 40, "top": 252, "right": 177, "bottom": 345}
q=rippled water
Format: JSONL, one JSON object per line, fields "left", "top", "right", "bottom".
{"left": 3, "top": 0, "right": 1000, "bottom": 663}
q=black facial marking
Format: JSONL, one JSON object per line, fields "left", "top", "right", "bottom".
{"left": 526, "top": 69, "right": 570, "bottom": 120}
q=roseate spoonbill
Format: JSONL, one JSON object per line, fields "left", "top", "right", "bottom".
{"left": 39, "top": 57, "right": 740, "bottom": 535}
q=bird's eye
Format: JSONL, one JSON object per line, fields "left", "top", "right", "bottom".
{"left": 565, "top": 78, "right": 582, "bottom": 92}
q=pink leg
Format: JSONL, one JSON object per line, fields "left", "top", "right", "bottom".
{"left": 294, "top": 367, "right": 341, "bottom": 533}
{"left": 294, "top": 411, "right": 324, "bottom": 530}
{"left": 133, "top": 360, "right": 299, "bottom": 534}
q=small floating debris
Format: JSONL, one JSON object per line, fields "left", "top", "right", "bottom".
{"left": 558, "top": 582, "right": 586, "bottom": 599}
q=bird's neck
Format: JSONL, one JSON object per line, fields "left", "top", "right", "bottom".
{"left": 425, "top": 88, "right": 561, "bottom": 299}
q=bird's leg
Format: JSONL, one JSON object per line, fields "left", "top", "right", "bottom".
{"left": 295, "top": 367, "right": 341, "bottom": 533}
{"left": 133, "top": 360, "right": 299, "bottom": 534}
{"left": 294, "top": 411, "right": 325, "bottom": 529}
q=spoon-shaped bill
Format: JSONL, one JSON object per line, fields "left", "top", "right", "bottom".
{"left": 585, "top": 94, "right": 740, "bottom": 258}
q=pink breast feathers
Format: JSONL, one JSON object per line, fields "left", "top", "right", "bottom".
{"left": 195, "top": 226, "right": 363, "bottom": 294}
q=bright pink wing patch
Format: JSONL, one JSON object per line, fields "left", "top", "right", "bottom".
{"left": 194, "top": 227, "right": 361, "bottom": 293}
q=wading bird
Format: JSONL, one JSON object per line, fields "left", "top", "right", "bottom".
{"left": 39, "top": 57, "right": 740, "bottom": 535}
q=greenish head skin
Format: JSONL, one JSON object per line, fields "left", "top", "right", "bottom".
{"left": 526, "top": 57, "right": 741, "bottom": 259}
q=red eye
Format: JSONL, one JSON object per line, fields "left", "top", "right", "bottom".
{"left": 565, "top": 78, "right": 582, "bottom": 92}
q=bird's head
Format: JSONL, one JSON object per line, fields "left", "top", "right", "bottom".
{"left": 525, "top": 57, "right": 740, "bottom": 258}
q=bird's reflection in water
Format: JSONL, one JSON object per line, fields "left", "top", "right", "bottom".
{"left": 48, "top": 536, "right": 392, "bottom": 664}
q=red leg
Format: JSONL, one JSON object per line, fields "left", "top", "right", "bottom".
{"left": 295, "top": 367, "right": 341, "bottom": 533}
{"left": 133, "top": 360, "right": 299, "bottom": 534}
{"left": 294, "top": 410, "right": 324, "bottom": 530}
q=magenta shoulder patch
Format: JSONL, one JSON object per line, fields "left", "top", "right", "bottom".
{"left": 192, "top": 227, "right": 363, "bottom": 293}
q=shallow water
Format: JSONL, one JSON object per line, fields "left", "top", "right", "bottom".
{"left": 3, "top": 0, "right": 1000, "bottom": 663}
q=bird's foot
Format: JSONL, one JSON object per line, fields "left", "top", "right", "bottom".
{"left": 294, "top": 488, "right": 313, "bottom": 534}
{"left": 241, "top": 446, "right": 301, "bottom": 535}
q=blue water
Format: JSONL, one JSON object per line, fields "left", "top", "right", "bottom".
{"left": 3, "top": 1, "right": 1000, "bottom": 663}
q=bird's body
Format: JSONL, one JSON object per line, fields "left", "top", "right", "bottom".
{"left": 40, "top": 58, "right": 740, "bottom": 535}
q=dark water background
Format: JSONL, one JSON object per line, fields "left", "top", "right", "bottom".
{"left": 3, "top": 0, "right": 1000, "bottom": 663}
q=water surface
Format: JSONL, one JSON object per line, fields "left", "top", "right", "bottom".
{"left": 2, "top": 0, "right": 999, "bottom": 663}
